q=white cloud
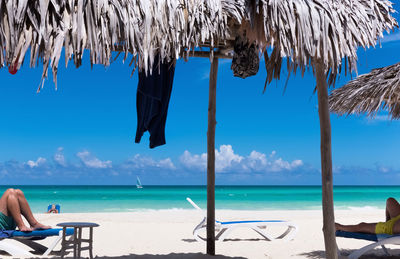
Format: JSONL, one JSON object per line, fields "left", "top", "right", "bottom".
{"left": 180, "top": 145, "right": 303, "bottom": 173}
{"left": 364, "top": 114, "right": 399, "bottom": 124}
{"left": 26, "top": 157, "right": 47, "bottom": 168}
{"left": 373, "top": 115, "right": 392, "bottom": 121}
{"left": 54, "top": 147, "right": 66, "bottom": 166}
{"left": 180, "top": 150, "right": 207, "bottom": 171}
{"left": 375, "top": 163, "right": 392, "bottom": 174}
{"left": 158, "top": 158, "right": 176, "bottom": 169}
{"left": 215, "top": 145, "right": 243, "bottom": 172}
{"left": 381, "top": 31, "right": 400, "bottom": 44}
{"left": 201, "top": 70, "right": 210, "bottom": 80}
{"left": 242, "top": 150, "right": 302, "bottom": 172}
{"left": 123, "top": 154, "right": 176, "bottom": 170}
{"left": 180, "top": 145, "right": 243, "bottom": 172}
{"left": 379, "top": 166, "right": 390, "bottom": 173}
{"left": 76, "top": 151, "right": 112, "bottom": 169}
{"left": 245, "top": 151, "right": 268, "bottom": 171}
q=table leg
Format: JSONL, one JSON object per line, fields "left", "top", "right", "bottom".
{"left": 78, "top": 227, "right": 82, "bottom": 258}
{"left": 74, "top": 227, "right": 77, "bottom": 259}
{"left": 61, "top": 227, "right": 66, "bottom": 259}
{"left": 89, "top": 227, "right": 94, "bottom": 259}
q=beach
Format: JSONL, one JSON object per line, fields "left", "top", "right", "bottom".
{"left": 6, "top": 208, "right": 396, "bottom": 259}
{"left": 1, "top": 186, "right": 399, "bottom": 258}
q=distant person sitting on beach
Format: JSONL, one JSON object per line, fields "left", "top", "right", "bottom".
{"left": 336, "top": 197, "right": 400, "bottom": 235}
{"left": 47, "top": 204, "right": 60, "bottom": 214}
{"left": 0, "top": 188, "right": 51, "bottom": 231}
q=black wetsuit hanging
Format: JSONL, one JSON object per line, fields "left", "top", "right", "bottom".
{"left": 135, "top": 56, "right": 175, "bottom": 149}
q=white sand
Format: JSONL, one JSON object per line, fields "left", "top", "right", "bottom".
{"left": 4, "top": 209, "right": 400, "bottom": 258}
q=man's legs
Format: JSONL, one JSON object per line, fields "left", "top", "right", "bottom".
{"left": 0, "top": 188, "right": 50, "bottom": 231}
{"left": 336, "top": 198, "right": 400, "bottom": 234}
{"left": 386, "top": 197, "right": 400, "bottom": 221}
{"left": 0, "top": 188, "right": 32, "bottom": 231}
{"left": 0, "top": 188, "right": 11, "bottom": 215}
{"left": 335, "top": 222, "right": 377, "bottom": 234}
{"left": 14, "top": 189, "right": 50, "bottom": 229}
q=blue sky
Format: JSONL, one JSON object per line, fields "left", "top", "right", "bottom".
{"left": 1, "top": 6, "right": 400, "bottom": 185}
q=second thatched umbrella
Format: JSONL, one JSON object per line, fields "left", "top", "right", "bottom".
{"left": 329, "top": 62, "right": 400, "bottom": 119}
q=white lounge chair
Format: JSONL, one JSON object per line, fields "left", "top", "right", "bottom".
{"left": 186, "top": 197, "right": 298, "bottom": 242}
{"left": 336, "top": 230, "right": 400, "bottom": 259}
{"left": 0, "top": 228, "right": 74, "bottom": 257}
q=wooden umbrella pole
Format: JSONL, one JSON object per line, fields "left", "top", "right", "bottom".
{"left": 207, "top": 56, "right": 218, "bottom": 255}
{"left": 315, "top": 59, "right": 337, "bottom": 259}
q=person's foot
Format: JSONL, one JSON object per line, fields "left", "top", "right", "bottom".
{"left": 31, "top": 222, "right": 51, "bottom": 230}
{"left": 18, "top": 225, "right": 33, "bottom": 232}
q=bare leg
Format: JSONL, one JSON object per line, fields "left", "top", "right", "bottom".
{"left": 3, "top": 189, "right": 32, "bottom": 231}
{"left": 335, "top": 222, "right": 377, "bottom": 234}
{"left": 0, "top": 189, "right": 50, "bottom": 231}
{"left": 336, "top": 198, "right": 400, "bottom": 234}
{"left": 14, "top": 189, "right": 50, "bottom": 230}
{"left": 0, "top": 189, "right": 12, "bottom": 215}
{"left": 386, "top": 197, "right": 400, "bottom": 221}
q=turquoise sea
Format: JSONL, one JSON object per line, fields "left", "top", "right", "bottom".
{"left": 1, "top": 185, "right": 398, "bottom": 213}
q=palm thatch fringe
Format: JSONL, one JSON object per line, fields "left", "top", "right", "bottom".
{"left": 0, "top": 0, "right": 397, "bottom": 90}
{"left": 255, "top": 0, "right": 398, "bottom": 87}
{"left": 329, "top": 62, "right": 400, "bottom": 119}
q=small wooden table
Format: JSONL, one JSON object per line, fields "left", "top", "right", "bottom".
{"left": 57, "top": 222, "right": 99, "bottom": 259}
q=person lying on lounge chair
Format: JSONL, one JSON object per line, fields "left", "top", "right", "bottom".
{"left": 47, "top": 204, "right": 60, "bottom": 214}
{"left": 0, "top": 188, "right": 51, "bottom": 231}
{"left": 336, "top": 197, "right": 400, "bottom": 235}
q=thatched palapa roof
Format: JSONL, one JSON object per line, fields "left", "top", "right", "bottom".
{"left": 329, "top": 62, "right": 400, "bottom": 119}
{"left": 0, "top": 0, "right": 397, "bottom": 89}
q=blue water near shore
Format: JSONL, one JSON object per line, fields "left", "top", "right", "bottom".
{"left": 0, "top": 185, "right": 398, "bottom": 213}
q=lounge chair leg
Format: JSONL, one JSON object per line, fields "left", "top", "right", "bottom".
{"left": 336, "top": 243, "right": 343, "bottom": 258}
{"left": 193, "top": 217, "right": 207, "bottom": 242}
{"left": 279, "top": 225, "right": 298, "bottom": 241}
{"left": 252, "top": 226, "right": 274, "bottom": 241}
{"left": 348, "top": 238, "right": 397, "bottom": 259}
{"left": 217, "top": 228, "right": 231, "bottom": 242}
{"left": 43, "top": 230, "right": 63, "bottom": 256}
{"left": 381, "top": 245, "right": 390, "bottom": 256}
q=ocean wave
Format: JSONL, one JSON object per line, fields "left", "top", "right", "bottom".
{"left": 347, "top": 206, "right": 380, "bottom": 211}
{"left": 125, "top": 208, "right": 194, "bottom": 212}
{"left": 332, "top": 205, "right": 381, "bottom": 211}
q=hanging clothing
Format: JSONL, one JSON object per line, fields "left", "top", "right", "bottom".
{"left": 135, "top": 57, "right": 175, "bottom": 149}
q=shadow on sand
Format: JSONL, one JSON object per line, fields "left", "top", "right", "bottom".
{"left": 181, "top": 238, "right": 267, "bottom": 243}
{"left": 55, "top": 254, "right": 247, "bottom": 259}
{"left": 298, "top": 249, "right": 400, "bottom": 259}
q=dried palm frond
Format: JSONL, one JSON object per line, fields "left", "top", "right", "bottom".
{"left": 0, "top": 0, "right": 397, "bottom": 90}
{"left": 244, "top": 0, "right": 398, "bottom": 88}
{"left": 329, "top": 62, "right": 400, "bottom": 119}
{"left": 0, "top": 0, "right": 244, "bottom": 89}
